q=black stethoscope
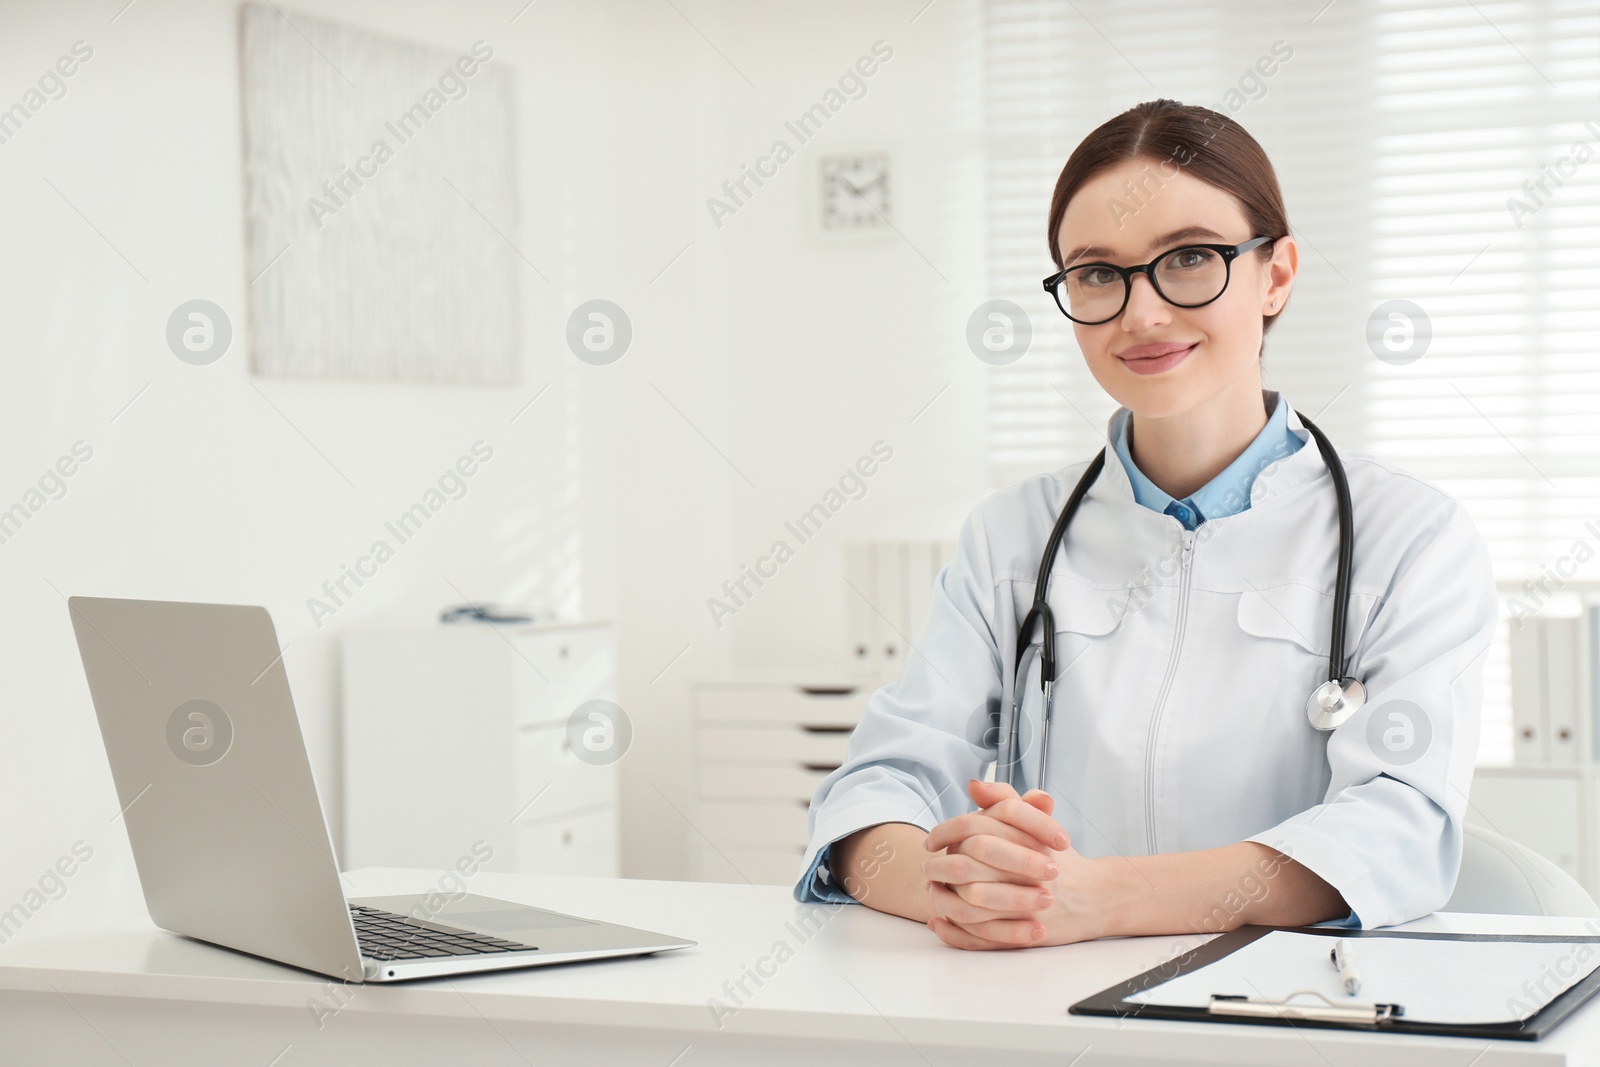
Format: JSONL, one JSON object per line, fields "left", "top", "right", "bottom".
{"left": 1001, "top": 409, "right": 1365, "bottom": 791}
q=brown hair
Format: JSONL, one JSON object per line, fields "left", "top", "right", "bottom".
{"left": 1046, "top": 98, "right": 1290, "bottom": 341}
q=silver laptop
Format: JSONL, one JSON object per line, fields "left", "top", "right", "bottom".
{"left": 67, "top": 595, "right": 694, "bottom": 983}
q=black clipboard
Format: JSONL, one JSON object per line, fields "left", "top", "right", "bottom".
{"left": 1069, "top": 923, "right": 1600, "bottom": 1041}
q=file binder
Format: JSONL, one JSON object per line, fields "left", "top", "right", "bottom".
{"left": 1070, "top": 924, "right": 1600, "bottom": 1040}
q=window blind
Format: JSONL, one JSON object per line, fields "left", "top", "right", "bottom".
{"left": 981, "top": 0, "right": 1600, "bottom": 763}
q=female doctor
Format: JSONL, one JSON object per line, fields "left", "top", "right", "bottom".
{"left": 794, "top": 99, "right": 1499, "bottom": 949}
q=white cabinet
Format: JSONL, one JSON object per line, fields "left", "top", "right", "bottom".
{"left": 1476, "top": 591, "right": 1600, "bottom": 900}
{"left": 512, "top": 807, "right": 617, "bottom": 876}
{"left": 342, "top": 623, "right": 618, "bottom": 877}
{"left": 688, "top": 676, "right": 878, "bottom": 885}
{"left": 1467, "top": 765, "right": 1596, "bottom": 900}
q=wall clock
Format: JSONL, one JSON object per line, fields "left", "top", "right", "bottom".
{"left": 819, "top": 152, "right": 891, "bottom": 232}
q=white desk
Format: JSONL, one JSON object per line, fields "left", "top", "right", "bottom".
{"left": 3, "top": 867, "right": 1599, "bottom": 1065}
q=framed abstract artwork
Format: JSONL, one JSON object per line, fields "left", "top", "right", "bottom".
{"left": 239, "top": 3, "right": 521, "bottom": 384}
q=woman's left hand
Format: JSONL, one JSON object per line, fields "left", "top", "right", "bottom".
{"left": 925, "top": 780, "right": 1121, "bottom": 949}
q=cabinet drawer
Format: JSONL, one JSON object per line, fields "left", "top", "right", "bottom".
{"left": 691, "top": 840, "right": 807, "bottom": 886}
{"left": 697, "top": 725, "right": 854, "bottom": 764}
{"left": 695, "top": 799, "right": 810, "bottom": 848}
{"left": 695, "top": 685, "right": 869, "bottom": 727}
{"left": 698, "top": 764, "right": 834, "bottom": 802}
{"left": 513, "top": 807, "right": 617, "bottom": 877}
{"left": 513, "top": 724, "right": 617, "bottom": 823}
{"left": 512, "top": 627, "right": 616, "bottom": 727}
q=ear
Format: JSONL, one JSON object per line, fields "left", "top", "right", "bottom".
{"left": 1261, "top": 233, "right": 1298, "bottom": 316}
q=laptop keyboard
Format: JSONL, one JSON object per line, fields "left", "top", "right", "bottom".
{"left": 350, "top": 905, "right": 539, "bottom": 961}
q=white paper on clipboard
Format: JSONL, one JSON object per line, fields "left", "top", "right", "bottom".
{"left": 1122, "top": 931, "right": 1599, "bottom": 1026}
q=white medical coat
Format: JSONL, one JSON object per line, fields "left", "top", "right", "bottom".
{"left": 796, "top": 398, "right": 1499, "bottom": 930}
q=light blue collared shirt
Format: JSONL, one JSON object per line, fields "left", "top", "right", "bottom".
{"left": 797, "top": 391, "right": 1359, "bottom": 926}
{"left": 1112, "top": 390, "right": 1304, "bottom": 530}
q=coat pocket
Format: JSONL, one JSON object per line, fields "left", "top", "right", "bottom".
{"left": 1048, "top": 573, "right": 1136, "bottom": 639}
{"left": 1045, "top": 574, "right": 1136, "bottom": 689}
{"left": 1235, "top": 583, "right": 1378, "bottom": 667}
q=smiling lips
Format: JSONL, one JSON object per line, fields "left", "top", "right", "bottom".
{"left": 1116, "top": 340, "right": 1198, "bottom": 375}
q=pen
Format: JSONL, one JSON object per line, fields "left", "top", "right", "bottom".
{"left": 1330, "top": 939, "right": 1361, "bottom": 996}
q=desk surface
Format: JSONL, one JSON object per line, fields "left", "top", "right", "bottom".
{"left": 4, "top": 868, "right": 1600, "bottom": 1065}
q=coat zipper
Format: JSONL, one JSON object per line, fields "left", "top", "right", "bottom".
{"left": 1144, "top": 527, "right": 1196, "bottom": 855}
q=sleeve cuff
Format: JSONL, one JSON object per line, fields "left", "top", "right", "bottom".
{"left": 794, "top": 772, "right": 953, "bottom": 905}
{"left": 1247, "top": 824, "right": 1380, "bottom": 929}
{"left": 794, "top": 840, "right": 861, "bottom": 905}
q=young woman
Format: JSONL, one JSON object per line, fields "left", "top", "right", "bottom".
{"left": 795, "top": 99, "right": 1498, "bottom": 949}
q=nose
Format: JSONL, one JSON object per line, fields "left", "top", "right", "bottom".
{"left": 1120, "top": 271, "right": 1169, "bottom": 330}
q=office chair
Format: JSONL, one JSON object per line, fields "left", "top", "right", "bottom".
{"left": 1444, "top": 823, "right": 1600, "bottom": 917}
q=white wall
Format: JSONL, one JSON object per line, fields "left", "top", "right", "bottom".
{"left": 0, "top": 0, "right": 990, "bottom": 941}
{"left": 605, "top": 0, "right": 990, "bottom": 883}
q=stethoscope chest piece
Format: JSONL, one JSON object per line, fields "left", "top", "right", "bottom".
{"left": 1306, "top": 677, "right": 1366, "bottom": 731}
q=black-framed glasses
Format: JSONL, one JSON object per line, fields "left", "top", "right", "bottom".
{"left": 1042, "top": 235, "right": 1276, "bottom": 325}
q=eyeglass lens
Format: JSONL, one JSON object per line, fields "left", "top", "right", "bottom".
{"left": 1056, "top": 246, "right": 1229, "bottom": 322}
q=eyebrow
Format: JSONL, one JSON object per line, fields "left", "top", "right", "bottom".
{"left": 1062, "top": 226, "right": 1229, "bottom": 268}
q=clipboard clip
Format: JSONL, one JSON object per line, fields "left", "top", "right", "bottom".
{"left": 1209, "top": 990, "right": 1405, "bottom": 1024}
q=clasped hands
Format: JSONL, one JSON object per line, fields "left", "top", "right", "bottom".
{"left": 920, "top": 778, "right": 1115, "bottom": 949}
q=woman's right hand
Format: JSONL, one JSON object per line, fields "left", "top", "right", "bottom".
{"left": 919, "top": 779, "right": 1067, "bottom": 931}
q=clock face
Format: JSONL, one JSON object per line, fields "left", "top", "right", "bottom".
{"left": 820, "top": 153, "right": 890, "bottom": 230}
